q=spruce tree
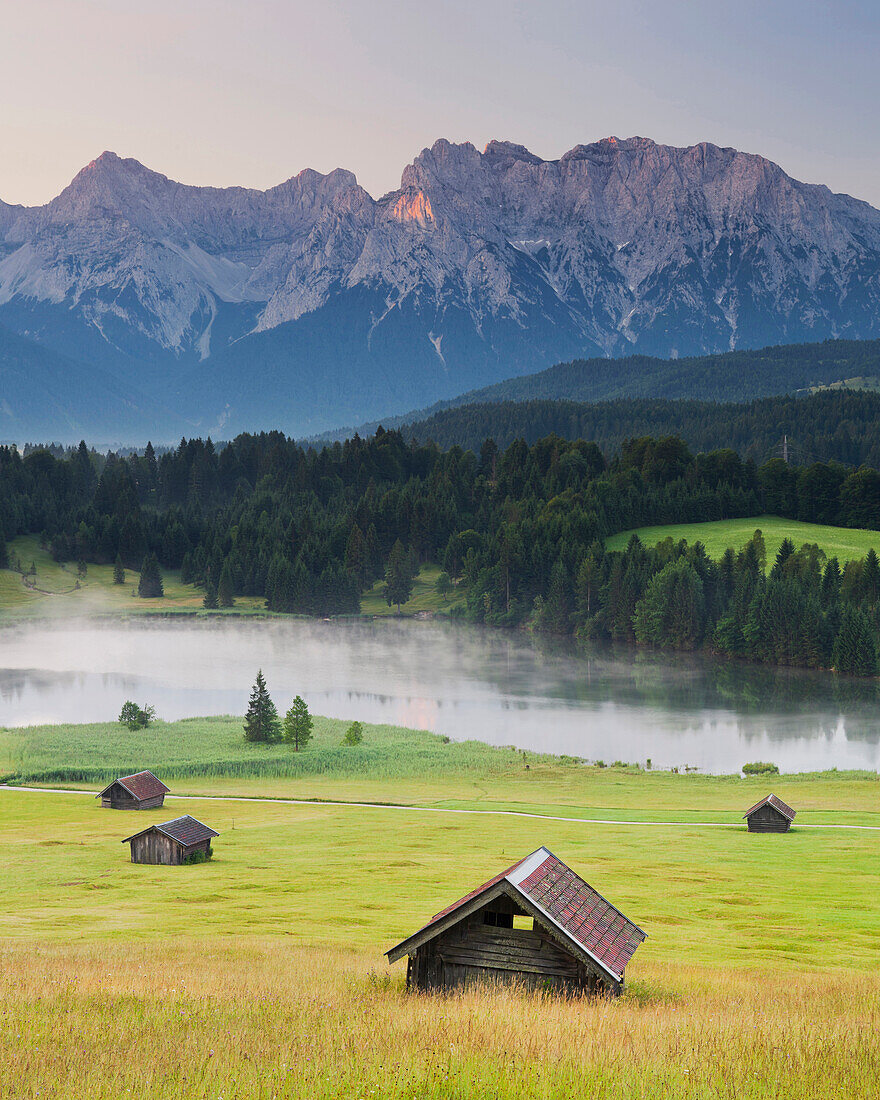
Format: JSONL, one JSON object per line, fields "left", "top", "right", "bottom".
{"left": 113, "top": 554, "right": 125, "bottom": 585}
{"left": 218, "top": 560, "right": 235, "bottom": 608}
{"left": 770, "top": 538, "right": 796, "bottom": 580}
{"left": 384, "top": 539, "right": 413, "bottom": 613}
{"left": 861, "top": 548, "right": 880, "bottom": 607}
{"left": 203, "top": 567, "right": 219, "bottom": 609}
{"left": 137, "top": 552, "right": 163, "bottom": 598}
{"left": 243, "top": 670, "right": 281, "bottom": 742}
{"left": 282, "top": 695, "right": 313, "bottom": 751}
{"left": 833, "top": 606, "right": 879, "bottom": 677}
{"left": 344, "top": 523, "right": 367, "bottom": 587}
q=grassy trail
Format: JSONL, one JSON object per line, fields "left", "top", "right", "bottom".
{"left": 6, "top": 783, "right": 880, "bottom": 830}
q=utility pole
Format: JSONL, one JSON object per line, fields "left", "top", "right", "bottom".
{"left": 782, "top": 434, "right": 789, "bottom": 463}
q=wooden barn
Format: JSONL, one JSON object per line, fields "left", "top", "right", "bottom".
{"left": 386, "top": 846, "right": 646, "bottom": 997}
{"left": 123, "top": 815, "right": 219, "bottom": 865}
{"left": 97, "top": 770, "right": 169, "bottom": 810}
{"left": 743, "top": 793, "right": 796, "bottom": 832}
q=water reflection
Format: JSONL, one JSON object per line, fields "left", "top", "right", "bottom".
{"left": 0, "top": 617, "right": 877, "bottom": 774}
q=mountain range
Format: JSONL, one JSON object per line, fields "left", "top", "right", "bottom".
{"left": 3, "top": 136, "right": 880, "bottom": 442}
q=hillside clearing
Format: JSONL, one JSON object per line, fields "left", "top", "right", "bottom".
{"left": 605, "top": 515, "right": 880, "bottom": 564}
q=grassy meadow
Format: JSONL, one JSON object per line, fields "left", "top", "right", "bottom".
{"left": 360, "top": 562, "right": 467, "bottom": 617}
{"left": 2, "top": 753, "right": 879, "bottom": 1098}
{"left": 1, "top": 535, "right": 267, "bottom": 618}
{"left": 606, "top": 514, "right": 880, "bottom": 564}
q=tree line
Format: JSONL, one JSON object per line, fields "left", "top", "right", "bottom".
{"left": 2, "top": 427, "right": 880, "bottom": 673}
{"left": 403, "top": 390, "right": 880, "bottom": 467}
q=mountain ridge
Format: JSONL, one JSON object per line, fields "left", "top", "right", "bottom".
{"left": 3, "top": 135, "right": 880, "bottom": 439}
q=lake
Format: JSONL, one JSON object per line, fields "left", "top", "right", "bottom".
{"left": 1, "top": 616, "right": 878, "bottom": 774}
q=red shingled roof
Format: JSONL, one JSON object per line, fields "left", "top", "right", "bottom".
{"left": 742, "top": 793, "right": 796, "bottom": 821}
{"left": 122, "top": 815, "right": 219, "bottom": 847}
{"left": 98, "top": 770, "right": 169, "bottom": 801}
{"left": 387, "top": 847, "right": 646, "bottom": 981}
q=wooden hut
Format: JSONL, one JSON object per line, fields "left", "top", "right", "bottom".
{"left": 123, "top": 815, "right": 219, "bottom": 865}
{"left": 97, "top": 770, "right": 169, "bottom": 810}
{"left": 743, "top": 793, "right": 796, "bottom": 832}
{"left": 386, "top": 846, "right": 646, "bottom": 997}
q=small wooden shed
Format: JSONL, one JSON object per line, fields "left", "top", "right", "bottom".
{"left": 97, "top": 770, "right": 169, "bottom": 810}
{"left": 386, "top": 846, "right": 646, "bottom": 997}
{"left": 123, "top": 815, "right": 219, "bottom": 865}
{"left": 743, "top": 793, "right": 796, "bottom": 832}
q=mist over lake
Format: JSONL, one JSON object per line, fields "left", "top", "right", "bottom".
{"left": 1, "top": 617, "right": 877, "bottom": 775}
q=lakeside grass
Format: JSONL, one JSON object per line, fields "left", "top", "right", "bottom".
{"left": 0, "top": 535, "right": 268, "bottom": 619}
{"left": 3, "top": 715, "right": 879, "bottom": 824}
{"left": 1, "top": 782, "right": 879, "bottom": 1098}
{"left": 606, "top": 515, "right": 880, "bottom": 564}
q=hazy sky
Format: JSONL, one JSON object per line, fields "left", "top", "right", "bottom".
{"left": 3, "top": 0, "right": 880, "bottom": 207}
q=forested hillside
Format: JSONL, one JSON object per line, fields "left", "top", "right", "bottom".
{"left": 2, "top": 429, "right": 880, "bottom": 675}
{"left": 403, "top": 390, "right": 880, "bottom": 465}
{"left": 445, "top": 340, "right": 880, "bottom": 406}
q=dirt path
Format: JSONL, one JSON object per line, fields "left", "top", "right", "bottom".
{"left": 3, "top": 784, "right": 880, "bottom": 830}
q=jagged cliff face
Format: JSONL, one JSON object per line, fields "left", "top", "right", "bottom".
{"left": 2, "top": 137, "right": 880, "bottom": 437}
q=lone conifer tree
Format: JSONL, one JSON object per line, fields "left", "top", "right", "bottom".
{"left": 203, "top": 566, "right": 219, "bottom": 609}
{"left": 218, "top": 560, "right": 235, "bottom": 608}
{"left": 243, "top": 670, "right": 281, "bottom": 742}
{"left": 384, "top": 539, "right": 413, "bottom": 613}
{"left": 113, "top": 554, "right": 125, "bottom": 585}
{"left": 282, "top": 695, "right": 313, "bottom": 751}
{"left": 137, "top": 552, "right": 163, "bottom": 598}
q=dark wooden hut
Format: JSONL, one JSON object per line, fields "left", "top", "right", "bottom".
{"left": 743, "top": 793, "right": 796, "bottom": 832}
{"left": 123, "top": 815, "right": 219, "bottom": 865}
{"left": 386, "top": 846, "right": 646, "bottom": 997}
{"left": 97, "top": 770, "right": 169, "bottom": 810}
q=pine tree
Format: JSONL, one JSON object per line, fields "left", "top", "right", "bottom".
{"left": 833, "top": 606, "right": 879, "bottom": 677}
{"left": 203, "top": 567, "right": 219, "bottom": 609}
{"left": 861, "top": 548, "right": 880, "bottom": 607}
{"left": 770, "top": 538, "right": 796, "bottom": 580}
{"left": 243, "top": 670, "right": 281, "bottom": 742}
{"left": 137, "top": 552, "right": 163, "bottom": 598}
{"left": 113, "top": 554, "right": 125, "bottom": 585}
{"left": 282, "top": 695, "right": 313, "bottom": 751}
{"left": 218, "top": 559, "right": 235, "bottom": 608}
{"left": 384, "top": 539, "right": 413, "bottom": 613}
{"left": 344, "top": 523, "right": 367, "bottom": 587}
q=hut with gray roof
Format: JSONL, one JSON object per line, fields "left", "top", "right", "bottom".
{"left": 123, "top": 815, "right": 219, "bottom": 865}
{"left": 743, "top": 793, "right": 796, "bottom": 833}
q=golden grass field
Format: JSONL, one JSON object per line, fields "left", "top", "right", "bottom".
{"left": 2, "top": 715, "right": 879, "bottom": 1100}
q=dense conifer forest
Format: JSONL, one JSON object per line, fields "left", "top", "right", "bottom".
{"left": 435, "top": 338, "right": 880, "bottom": 407}
{"left": 2, "top": 426, "right": 880, "bottom": 674}
{"left": 403, "top": 390, "right": 880, "bottom": 465}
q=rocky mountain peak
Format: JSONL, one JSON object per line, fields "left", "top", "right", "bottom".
{"left": 3, "top": 133, "right": 880, "bottom": 438}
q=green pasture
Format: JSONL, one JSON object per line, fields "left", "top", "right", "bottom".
{"left": 606, "top": 515, "right": 880, "bottom": 564}
{"left": 1, "top": 779, "right": 878, "bottom": 973}
{"left": 0, "top": 535, "right": 267, "bottom": 619}
{"left": 360, "top": 562, "right": 467, "bottom": 617}
{"left": 2, "top": 717, "right": 879, "bottom": 1099}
